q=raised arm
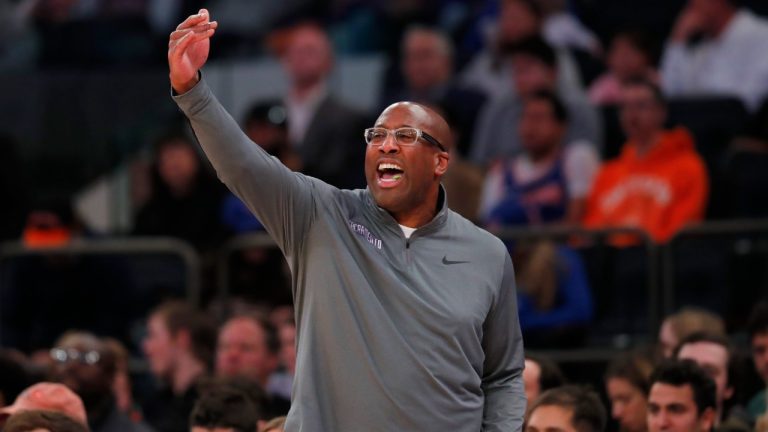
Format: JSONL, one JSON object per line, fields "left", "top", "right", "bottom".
{"left": 168, "top": 9, "right": 316, "bottom": 255}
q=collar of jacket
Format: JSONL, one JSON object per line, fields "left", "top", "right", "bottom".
{"left": 363, "top": 185, "right": 449, "bottom": 238}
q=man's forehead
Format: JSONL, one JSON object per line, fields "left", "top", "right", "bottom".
{"left": 651, "top": 383, "right": 695, "bottom": 403}
{"left": 376, "top": 103, "right": 432, "bottom": 127}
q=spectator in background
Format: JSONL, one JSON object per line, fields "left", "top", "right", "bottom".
{"left": 746, "top": 302, "right": 768, "bottom": 422}
{"left": 103, "top": 338, "right": 142, "bottom": 422}
{"left": 523, "top": 354, "right": 566, "bottom": 408}
{"left": 220, "top": 100, "right": 298, "bottom": 235}
{"left": 215, "top": 315, "right": 289, "bottom": 415}
{"left": 675, "top": 333, "right": 750, "bottom": 431}
{"left": 189, "top": 380, "right": 266, "bottom": 432}
{"left": 480, "top": 91, "right": 599, "bottom": 226}
{"left": 49, "top": 331, "right": 152, "bottom": 432}
{"left": 536, "top": 0, "right": 602, "bottom": 56}
{"left": 658, "top": 308, "right": 726, "bottom": 359}
{"left": 605, "top": 353, "right": 655, "bottom": 432}
{"left": 142, "top": 301, "right": 216, "bottom": 432}
{"left": 3, "top": 410, "right": 88, "bottom": 432}
{"left": 379, "top": 26, "right": 486, "bottom": 157}
{"left": 471, "top": 36, "right": 600, "bottom": 166}
{"left": 583, "top": 79, "right": 708, "bottom": 243}
{"left": 512, "top": 240, "right": 594, "bottom": 348}
{"left": 133, "top": 132, "right": 227, "bottom": 253}
{"left": 647, "top": 360, "right": 717, "bottom": 432}
{"left": 661, "top": 0, "right": 768, "bottom": 111}
{"left": 525, "top": 385, "right": 607, "bottom": 432}
{"left": 0, "top": 382, "right": 88, "bottom": 427}
{"left": 589, "top": 30, "right": 659, "bottom": 106}
{"left": 279, "top": 23, "right": 368, "bottom": 189}
{"left": 460, "top": 0, "right": 583, "bottom": 99}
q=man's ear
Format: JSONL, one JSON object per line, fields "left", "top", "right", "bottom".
{"left": 435, "top": 152, "right": 450, "bottom": 176}
{"left": 699, "top": 407, "right": 716, "bottom": 432}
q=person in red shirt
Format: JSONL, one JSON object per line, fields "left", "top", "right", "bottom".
{"left": 583, "top": 79, "right": 708, "bottom": 243}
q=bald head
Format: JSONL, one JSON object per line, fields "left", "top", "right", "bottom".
{"left": 377, "top": 102, "right": 453, "bottom": 153}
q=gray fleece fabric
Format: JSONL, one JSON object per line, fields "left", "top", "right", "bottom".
{"left": 173, "top": 78, "right": 526, "bottom": 432}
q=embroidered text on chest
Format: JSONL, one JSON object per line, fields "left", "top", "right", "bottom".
{"left": 348, "top": 221, "right": 383, "bottom": 250}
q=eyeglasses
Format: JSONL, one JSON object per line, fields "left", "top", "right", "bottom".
{"left": 364, "top": 127, "right": 447, "bottom": 152}
{"left": 50, "top": 348, "right": 101, "bottom": 365}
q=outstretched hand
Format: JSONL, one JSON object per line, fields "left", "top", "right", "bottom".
{"left": 168, "top": 9, "right": 218, "bottom": 94}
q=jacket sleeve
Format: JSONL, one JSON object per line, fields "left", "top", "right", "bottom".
{"left": 482, "top": 250, "right": 526, "bottom": 431}
{"left": 172, "top": 78, "right": 316, "bottom": 256}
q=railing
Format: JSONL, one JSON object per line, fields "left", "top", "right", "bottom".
{"left": 1, "top": 220, "right": 766, "bottom": 353}
{"left": 0, "top": 237, "right": 202, "bottom": 305}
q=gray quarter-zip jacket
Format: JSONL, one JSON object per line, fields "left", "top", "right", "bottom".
{"left": 173, "top": 78, "right": 526, "bottom": 432}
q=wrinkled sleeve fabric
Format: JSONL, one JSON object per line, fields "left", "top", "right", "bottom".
{"left": 173, "top": 77, "right": 316, "bottom": 257}
{"left": 482, "top": 250, "right": 526, "bottom": 431}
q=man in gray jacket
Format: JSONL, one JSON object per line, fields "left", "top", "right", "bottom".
{"left": 168, "top": 9, "right": 525, "bottom": 431}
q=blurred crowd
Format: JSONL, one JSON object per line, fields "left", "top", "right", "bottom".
{"left": 1, "top": 0, "right": 768, "bottom": 431}
{"left": 1, "top": 301, "right": 767, "bottom": 431}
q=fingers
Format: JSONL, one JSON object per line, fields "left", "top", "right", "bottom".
{"left": 175, "top": 8, "right": 212, "bottom": 31}
{"left": 168, "top": 27, "right": 215, "bottom": 59}
{"left": 170, "top": 21, "right": 218, "bottom": 43}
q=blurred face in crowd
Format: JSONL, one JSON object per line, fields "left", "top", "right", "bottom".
{"left": 498, "top": 0, "right": 541, "bottom": 44}
{"left": 216, "top": 318, "right": 278, "bottom": 387}
{"left": 659, "top": 319, "right": 679, "bottom": 359}
{"left": 511, "top": 54, "right": 556, "bottom": 98}
{"left": 752, "top": 332, "right": 768, "bottom": 383}
{"left": 648, "top": 383, "right": 714, "bottom": 432}
{"left": 607, "top": 377, "right": 648, "bottom": 432}
{"left": 526, "top": 404, "right": 577, "bottom": 432}
{"left": 620, "top": 84, "right": 666, "bottom": 143}
{"left": 677, "top": 342, "right": 732, "bottom": 412}
{"left": 523, "top": 358, "right": 542, "bottom": 405}
{"left": 519, "top": 97, "right": 565, "bottom": 160}
{"left": 158, "top": 140, "right": 200, "bottom": 195}
{"left": 50, "top": 336, "right": 114, "bottom": 409}
{"left": 608, "top": 36, "right": 651, "bottom": 82}
{"left": 686, "top": 0, "right": 733, "bottom": 35}
{"left": 246, "top": 120, "right": 287, "bottom": 154}
{"left": 282, "top": 26, "right": 333, "bottom": 90}
{"left": 402, "top": 30, "right": 452, "bottom": 93}
{"left": 364, "top": 103, "right": 450, "bottom": 222}
{"left": 279, "top": 322, "right": 297, "bottom": 375}
{"left": 142, "top": 313, "right": 180, "bottom": 380}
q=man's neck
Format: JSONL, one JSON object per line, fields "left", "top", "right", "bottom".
{"left": 634, "top": 131, "right": 663, "bottom": 157}
{"left": 528, "top": 143, "right": 560, "bottom": 164}
{"left": 171, "top": 355, "right": 205, "bottom": 396}
{"left": 291, "top": 79, "right": 324, "bottom": 102}
{"left": 391, "top": 188, "right": 441, "bottom": 229}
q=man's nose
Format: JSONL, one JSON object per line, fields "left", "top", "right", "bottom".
{"left": 379, "top": 133, "right": 400, "bottom": 153}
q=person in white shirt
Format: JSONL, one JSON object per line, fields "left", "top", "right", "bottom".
{"left": 661, "top": 0, "right": 768, "bottom": 111}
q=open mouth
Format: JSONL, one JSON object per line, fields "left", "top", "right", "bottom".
{"left": 377, "top": 162, "right": 404, "bottom": 187}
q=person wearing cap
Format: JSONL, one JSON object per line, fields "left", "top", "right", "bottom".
{"left": 0, "top": 382, "right": 88, "bottom": 427}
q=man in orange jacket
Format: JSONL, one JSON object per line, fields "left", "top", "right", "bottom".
{"left": 583, "top": 79, "right": 708, "bottom": 243}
